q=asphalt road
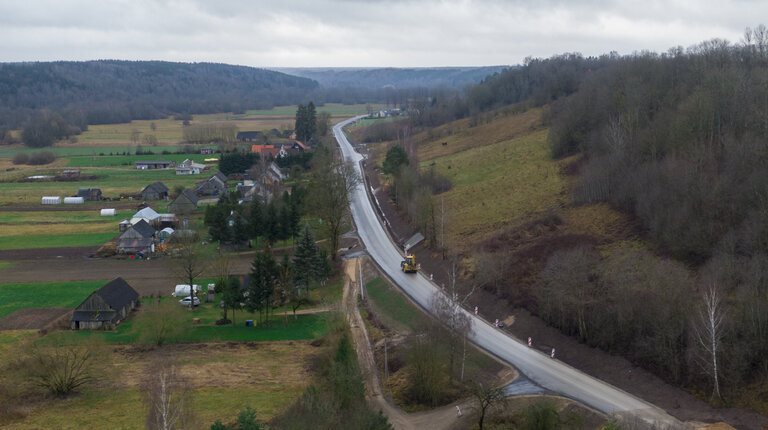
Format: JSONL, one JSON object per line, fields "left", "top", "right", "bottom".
{"left": 334, "top": 116, "right": 682, "bottom": 426}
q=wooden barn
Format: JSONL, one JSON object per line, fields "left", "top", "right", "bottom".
{"left": 168, "top": 189, "right": 199, "bottom": 214}
{"left": 77, "top": 187, "right": 102, "bottom": 201}
{"left": 71, "top": 277, "right": 139, "bottom": 330}
{"left": 141, "top": 182, "right": 169, "bottom": 201}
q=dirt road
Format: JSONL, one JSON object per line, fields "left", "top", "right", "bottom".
{"left": 343, "top": 258, "right": 472, "bottom": 430}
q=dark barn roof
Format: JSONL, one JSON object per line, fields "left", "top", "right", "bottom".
{"left": 130, "top": 219, "right": 156, "bottom": 238}
{"left": 95, "top": 277, "right": 139, "bottom": 310}
{"left": 142, "top": 181, "right": 169, "bottom": 194}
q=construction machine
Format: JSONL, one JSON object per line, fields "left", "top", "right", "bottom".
{"left": 400, "top": 253, "right": 418, "bottom": 273}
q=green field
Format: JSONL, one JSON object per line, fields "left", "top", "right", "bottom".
{"left": 0, "top": 166, "right": 208, "bottom": 203}
{"left": 66, "top": 153, "right": 212, "bottom": 167}
{"left": 0, "top": 233, "right": 117, "bottom": 250}
{"left": 424, "top": 128, "right": 563, "bottom": 244}
{"left": 365, "top": 277, "right": 429, "bottom": 333}
{"left": 45, "top": 312, "right": 331, "bottom": 344}
{"left": 0, "top": 145, "right": 181, "bottom": 158}
{"left": 0, "top": 280, "right": 106, "bottom": 318}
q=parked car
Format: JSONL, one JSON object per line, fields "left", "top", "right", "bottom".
{"left": 179, "top": 296, "right": 200, "bottom": 307}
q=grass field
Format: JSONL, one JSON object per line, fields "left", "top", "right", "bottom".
{"left": 66, "top": 153, "right": 211, "bottom": 167}
{"left": 0, "top": 166, "right": 207, "bottom": 202}
{"left": 425, "top": 128, "right": 564, "bottom": 244}
{"left": 0, "top": 280, "right": 105, "bottom": 318}
{"left": 2, "top": 341, "right": 318, "bottom": 429}
{"left": 0, "top": 233, "right": 117, "bottom": 250}
{"left": 45, "top": 312, "right": 330, "bottom": 344}
{"left": 365, "top": 277, "right": 429, "bottom": 333}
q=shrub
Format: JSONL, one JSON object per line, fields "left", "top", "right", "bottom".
{"left": 12, "top": 153, "right": 29, "bottom": 165}
{"left": 28, "top": 151, "right": 56, "bottom": 165}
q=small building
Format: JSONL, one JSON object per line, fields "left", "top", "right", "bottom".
{"left": 64, "top": 196, "right": 85, "bottom": 205}
{"left": 71, "top": 277, "right": 139, "bottom": 330}
{"left": 62, "top": 169, "right": 81, "bottom": 178}
{"left": 175, "top": 159, "right": 206, "bottom": 175}
{"left": 200, "top": 148, "right": 215, "bottom": 155}
{"left": 168, "top": 189, "right": 200, "bottom": 214}
{"left": 119, "top": 219, "right": 132, "bottom": 232}
{"left": 135, "top": 160, "right": 173, "bottom": 170}
{"left": 195, "top": 175, "right": 227, "bottom": 196}
{"left": 266, "top": 162, "right": 288, "bottom": 183}
{"left": 130, "top": 206, "right": 161, "bottom": 226}
{"left": 77, "top": 188, "right": 102, "bottom": 201}
{"left": 100, "top": 208, "right": 116, "bottom": 216}
{"left": 292, "top": 141, "right": 307, "bottom": 152}
{"left": 213, "top": 171, "right": 228, "bottom": 183}
{"left": 141, "top": 182, "right": 169, "bottom": 201}
{"left": 41, "top": 196, "right": 61, "bottom": 205}
{"left": 117, "top": 219, "right": 156, "bottom": 254}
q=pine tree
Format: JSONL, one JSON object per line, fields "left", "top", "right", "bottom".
{"left": 247, "top": 247, "right": 277, "bottom": 326}
{"left": 293, "top": 224, "right": 321, "bottom": 293}
{"left": 248, "top": 199, "right": 263, "bottom": 242}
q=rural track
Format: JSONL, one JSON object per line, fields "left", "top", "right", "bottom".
{"left": 334, "top": 116, "right": 684, "bottom": 427}
{"left": 342, "top": 257, "right": 471, "bottom": 430}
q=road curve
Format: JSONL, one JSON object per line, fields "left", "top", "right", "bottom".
{"left": 334, "top": 116, "right": 681, "bottom": 426}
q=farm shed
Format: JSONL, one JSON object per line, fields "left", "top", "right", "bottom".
{"left": 100, "top": 208, "right": 116, "bottom": 216}
{"left": 135, "top": 160, "right": 172, "bottom": 170}
{"left": 119, "top": 219, "right": 132, "bottom": 232}
{"left": 62, "top": 169, "right": 81, "bottom": 178}
{"left": 122, "top": 219, "right": 156, "bottom": 239}
{"left": 168, "top": 189, "right": 199, "bottom": 214}
{"left": 77, "top": 188, "right": 102, "bottom": 201}
{"left": 41, "top": 196, "right": 61, "bottom": 205}
{"left": 71, "top": 277, "right": 139, "bottom": 330}
{"left": 194, "top": 175, "right": 227, "bottom": 196}
{"left": 131, "top": 206, "right": 161, "bottom": 225}
{"left": 214, "top": 171, "right": 228, "bottom": 183}
{"left": 64, "top": 196, "right": 85, "bottom": 204}
{"left": 141, "top": 182, "right": 169, "bottom": 201}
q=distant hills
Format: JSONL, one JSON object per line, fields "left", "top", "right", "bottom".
{"left": 272, "top": 66, "right": 509, "bottom": 89}
{"left": 0, "top": 60, "right": 318, "bottom": 128}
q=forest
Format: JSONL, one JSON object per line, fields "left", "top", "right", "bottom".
{"left": 0, "top": 60, "right": 318, "bottom": 131}
{"left": 381, "top": 25, "right": 768, "bottom": 404}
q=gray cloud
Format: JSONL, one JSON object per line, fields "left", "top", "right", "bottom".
{"left": 0, "top": 0, "right": 762, "bottom": 67}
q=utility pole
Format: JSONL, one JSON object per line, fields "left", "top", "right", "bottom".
{"left": 359, "top": 257, "right": 364, "bottom": 300}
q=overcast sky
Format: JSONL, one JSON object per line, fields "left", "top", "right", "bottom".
{"left": 0, "top": 0, "right": 764, "bottom": 68}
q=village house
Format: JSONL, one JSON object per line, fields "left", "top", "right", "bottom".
{"left": 194, "top": 175, "right": 227, "bottom": 196}
{"left": 168, "top": 189, "right": 200, "bottom": 214}
{"left": 141, "top": 182, "right": 169, "bottom": 201}
{"left": 175, "top": 159, "right": 206, "bottom": 175}
{"left": 116, "top": 219, "right": 156, "bottom": 254}
{"left": 250, "top": 144, "right": 287, "bottom": 159}
{"left": 71, "top": 277, "right": 139, "bottom": 330}
{"left": 77, "top": 187, "right": 102, "bottom": 201}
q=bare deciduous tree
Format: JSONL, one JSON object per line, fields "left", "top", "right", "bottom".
{"left": 469, "top": 382, "right": 506, "bottom": 430}
{"left": 693, "top": 282, "right": 726, "bottom": 400}
{"left": 168, "top": 229, "right": 206, "bottom": 311}
{"left": 310, "top": 149, "right": 361, "bottom": 260}
{"left": 22, "top": 340, "right": 104, "bottom": 396}
{"left": 143, "top": 364, "right": 192, "bottom": 430}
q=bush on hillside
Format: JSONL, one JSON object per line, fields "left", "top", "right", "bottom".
{"left": 28, "top": 152, "right": 56, "bottom": 165}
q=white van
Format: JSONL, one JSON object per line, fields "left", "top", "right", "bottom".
{"left": 172, "top": 284, "right": 201, "bottom": 297}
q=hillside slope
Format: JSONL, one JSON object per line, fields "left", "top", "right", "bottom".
{"left": 0, "top": 61, "right": 318, "bottom": 128}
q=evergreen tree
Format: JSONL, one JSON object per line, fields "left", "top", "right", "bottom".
{"left": 264, "top": 201, "right": 280, "bottom": 245}
{"left": 248, "top": 199, "right": 264, "bottom": 241}
{"left": 221, "top": 276, "right": 243, "bottom": 324}
{"left": 247, "top": 248, "right": 278, "bottom": 326}
{"left": 232, "top": 215, "right": 249, "bottom": 246}
{"left": 294, "top": 224, "right": 322, "bottom": 293}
